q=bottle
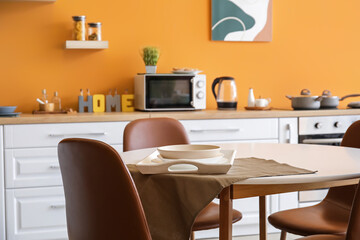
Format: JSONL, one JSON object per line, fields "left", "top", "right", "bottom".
{"left": 41, "top": 89, "right": 48, "bottom": 104}
{"left": 248, "top": 88, "right": 255, "bottom": 107}
{"left": 52, "top": 91, "right": 62, "bottom": 111}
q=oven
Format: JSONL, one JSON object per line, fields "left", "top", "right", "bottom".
{"left": 297, "top": 115, "right": 360, "bottom": 204}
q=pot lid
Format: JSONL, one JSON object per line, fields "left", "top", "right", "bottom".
{"left": 295, "top": 89, "right": 319, "bottom": 98}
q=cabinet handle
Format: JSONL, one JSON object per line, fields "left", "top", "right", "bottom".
{"left": 190, "top": 128, "right": 240, "bottom": 133}
{"left": 302, "top": 138, "right": 343, "bottom": 144}
{"left": 49, "top": 132, "right": 107, "bottom": 137}
{"left": 50, "top": 203, "right": 65, "bottom": 209}
{"left": 49, "top": 165, "right": 60, "bottom": 169}
{"left": 287, "top": 124, "right": 292, "bottom": 144}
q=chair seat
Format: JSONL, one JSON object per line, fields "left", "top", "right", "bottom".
{"left": 268, "top": 201, "right": 349, "bottom": 236}
{"left": 192, "top": 202, "right": 242, "bottom": 231}
{"left": 297, "top": 234, "right": 345, "bottom": 240}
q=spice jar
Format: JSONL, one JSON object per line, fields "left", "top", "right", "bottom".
{"left": 88, "top": 22, "right": 102, "bottom": 41}
{"left": 72, "top": 16, "right": 86, "bottom": 41}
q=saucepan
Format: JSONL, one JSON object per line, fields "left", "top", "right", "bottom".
{"left": 320, "top": 90, "right": 360, "bottom": 109}
{"left": 286, "top": 89, "right": 322, "bottom": 110}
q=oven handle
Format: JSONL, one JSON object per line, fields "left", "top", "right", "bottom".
{"left": 302, "top": 138, "right": 343, "bottom": 144}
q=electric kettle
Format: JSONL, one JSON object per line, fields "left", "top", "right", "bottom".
{"left": 212, "top": 76, "right": 238, "bottom": 110}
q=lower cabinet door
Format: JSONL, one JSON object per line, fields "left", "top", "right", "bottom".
{"left": 6, "top": 187, "right": 68, "bottom": 240}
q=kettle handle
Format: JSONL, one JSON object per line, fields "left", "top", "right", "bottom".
{"left": 212, "top": 78, "right": 221, "bottom": 99}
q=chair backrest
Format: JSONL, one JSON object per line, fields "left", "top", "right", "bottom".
{"left": 123, "top": 117, "right": 190, "bottom": 152}
{"left": 58, "top": 138, "right": 152, "bottom": 240}
{"left": 346, "top": 180, "right": 360, "bottom": 240}
{"left": 324, "top": 121, "right": 360, "bottom": 211}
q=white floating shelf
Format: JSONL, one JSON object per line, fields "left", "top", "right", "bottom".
{"left": 65, "top": 41, "right": 109, "bottom": 49}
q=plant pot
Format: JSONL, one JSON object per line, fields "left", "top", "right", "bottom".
{"left": 145, "top": 66, "right": 157, "bottom": 74}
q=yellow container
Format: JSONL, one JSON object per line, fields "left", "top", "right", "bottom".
{"left": 39, "top": 103, "right": 55, "bottom": 112}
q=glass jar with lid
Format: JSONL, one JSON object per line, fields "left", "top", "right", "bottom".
{"left": 88, "top": 22, "right": 102, "bottom": 41}
{"left": 72, "top": 16, "right": 86, "bottom": 41}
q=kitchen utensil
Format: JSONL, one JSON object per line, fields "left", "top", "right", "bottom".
{"left": 286, "top": 89, "right": 322, "bottom": 110}
{"left": 255, "top": 98, "right": 271, "bottom": 107}
{"left": 157, "top": 144, "right": 221, "bottom": 159}
{"left": 212, "top": 76, "right": 238, "bottom": 110}
{"left": 320, "top": 90, "right": 360, "bottom": 109}
{"left": 248, "top": 88, "right": 255, "bottom": 107}
{"left": 136, "top": 149, "right": 236, "bottom": 174}
{"left": 36, "top": 98, "right": 45, "bottom": 105}
{"left": 0, "top": 106, "right": 17, "bottom": 114}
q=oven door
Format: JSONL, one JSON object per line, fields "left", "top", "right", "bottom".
{"left": 145, "top": 75, "right": 195, "bottom": 111}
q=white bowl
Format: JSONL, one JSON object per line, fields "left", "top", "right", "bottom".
{"left": 157, "top": 144, "right": 221, "bottom": 159}
{"left": 157, "top": 153, "right": 224, "bottom": 164}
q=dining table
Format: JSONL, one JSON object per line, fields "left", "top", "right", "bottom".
{"left": 120, "top": 143, "right": 360, "bottom": 240}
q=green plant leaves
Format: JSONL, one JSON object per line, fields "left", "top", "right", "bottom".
{"left": 212, "top": 0, "right": 255, "bottom": 41}
{"left": 142, "top": 47, "right": 160, "bottom": 66}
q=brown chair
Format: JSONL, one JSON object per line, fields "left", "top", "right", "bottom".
{"left": 123, "top": 117, "right": 242, "bottom": 239}
{"left": 297, "top": 179, "right": 360, "bottom": 240}
{"left": 268, "top": 120, "right": 360, "bottom": 240}
{"left": 58, "top": 138, "right": 152, "bottom": 240}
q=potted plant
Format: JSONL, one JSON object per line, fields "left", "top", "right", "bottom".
{"left": 141, "top": 46, "right": 160, "bottom": 73}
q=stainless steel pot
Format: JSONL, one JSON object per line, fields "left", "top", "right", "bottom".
{"left": 286, "top": 89, "right": 322, "bottom": 110}
{"left": 320, "top": 90, "right": 360, "bottom": 109}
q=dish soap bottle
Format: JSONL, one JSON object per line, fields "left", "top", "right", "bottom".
{"left": 248, "top": 88, "right": 255, "bottom": 107}
{"left": 52, "top": 91, "right": 61, "bottom": 111}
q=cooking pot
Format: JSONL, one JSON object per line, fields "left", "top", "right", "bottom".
{"left": 286, "top": 89, "right": 322, "bottom": 110}
{"left": 320, "top": 90, "right": 360, "bottom": 109}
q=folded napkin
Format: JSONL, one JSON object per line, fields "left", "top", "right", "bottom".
{"left": 127, "top": 157, "right": 315, "bottom": 240}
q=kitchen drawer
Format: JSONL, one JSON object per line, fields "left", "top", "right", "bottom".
{"left": 180, "top": 118, "right": 278, "bottom": 142}
{"left": 4, "top": 122, "right": 128, "bottom": 149}
{"left": 6, "top": 187, "right": 68, "bottom": 240}
{"left": 5, "top": 145, "right": 122, "bottom": 189}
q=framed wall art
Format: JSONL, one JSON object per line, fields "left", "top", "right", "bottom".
{"left": 212, "top": 0, "right": 272, "bottom": 42}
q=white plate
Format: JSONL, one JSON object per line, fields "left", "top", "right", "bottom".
{"left": 136, "top": 150, "right": 236, "bottom": 174}
{"left": 157, "top": 153, "right": 225, "bottom": 164}
{"left": 172, "top": 70, "right": 202, "bottom": 75}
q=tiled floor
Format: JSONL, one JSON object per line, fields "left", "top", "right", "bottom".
{"left": 203, "top": 233, "right": 299, "bottom": 240}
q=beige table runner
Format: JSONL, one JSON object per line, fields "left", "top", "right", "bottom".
{"left": 128, "top": 157, "right": 315, "bottom": 240}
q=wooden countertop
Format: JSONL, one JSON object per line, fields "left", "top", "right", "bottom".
{"left": 1, "top": 108, "right": 360, "bottom": 124}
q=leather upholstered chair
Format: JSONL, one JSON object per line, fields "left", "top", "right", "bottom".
{"left": 297, "top": 179, "right": 360, "bottom": 240}
{"left": 268, "top": 120, "right": 360, "bottom": 240}
{"left": 123, "top": 118, "right": 242, "bottom": 240}
{"left": 58, "top": 138, "right": 152, "bottom": 240}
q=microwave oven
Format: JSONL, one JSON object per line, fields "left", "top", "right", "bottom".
{"left": 134, "top": 74, "right": 206, "bottom": 111}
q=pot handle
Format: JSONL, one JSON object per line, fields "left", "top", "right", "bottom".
{"left": 285, "top": 95, "right": 293, "bottom": 100}
{"left": 315, "top": 96, "right": 323, "bottom": 101}
{"left": 212, "top": 78, "right": 221, "bottom": 99}
{"left": 340, "top": 94, "right": 360, "bottom": 101}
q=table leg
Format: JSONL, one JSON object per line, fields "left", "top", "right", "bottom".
{"left": 259, "top": 196, "right": 267, "bottom": 240}
{"left": 219, "top": 187, "right": 232, "bottom": 240}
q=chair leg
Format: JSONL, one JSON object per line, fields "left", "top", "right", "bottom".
{"left": 280, "top": 230, "right": 287, "bottom": 240}
{"left": 190, "top": 231, "right": 195, "bottom": 240}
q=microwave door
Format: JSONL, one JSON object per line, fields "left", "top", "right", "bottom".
{"left": 145, "top": 76, "right": 194, "bottom": 110}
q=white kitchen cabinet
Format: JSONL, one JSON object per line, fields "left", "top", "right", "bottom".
{"left": 279, "top": 118, "right": 298, "bottom": 144}
{"left": 3, "top": 121, "right": 128, "bottom": 240}
{"left": 0, "top": 126, "right": 6, "bottom": 240}
{"left": 4, "top": 122, "right": 127, "bottom": 149}
{"left": 6, "top": 187, "right": 67, "bottom": 240}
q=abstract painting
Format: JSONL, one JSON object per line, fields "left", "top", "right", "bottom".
{"left": 212, "top": 0, "right": 272, "bottom": 42}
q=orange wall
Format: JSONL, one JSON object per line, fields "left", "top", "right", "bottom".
{"left": 1, "top": 0, "right": 360, "bottom": 113}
